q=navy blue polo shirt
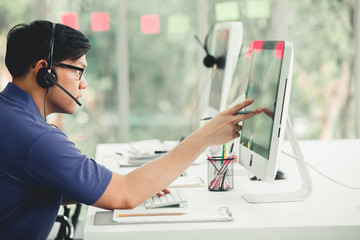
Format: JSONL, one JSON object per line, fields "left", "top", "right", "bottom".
{"left": 0, "top": 82, "right": 112, "bottom": 240}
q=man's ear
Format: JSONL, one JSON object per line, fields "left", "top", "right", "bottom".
{"left": 32, "top": 60, "right": 48, "bottom": 75}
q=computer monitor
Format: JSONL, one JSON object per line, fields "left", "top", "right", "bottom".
{"left": 239, "top": 41, "right": 293, "bottom": 182}
{"left": 205, "top": 21, "right": 243, "bottom": 117}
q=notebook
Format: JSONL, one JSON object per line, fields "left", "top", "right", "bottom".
{"left": 93, "top": 207, "right": 233, "bottom": 225}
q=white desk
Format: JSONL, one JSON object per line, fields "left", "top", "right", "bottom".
{"left": 84, "top": 139, "right": 360, "bottom": 240}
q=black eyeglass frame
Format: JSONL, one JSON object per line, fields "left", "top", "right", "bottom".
{"left": 53, "top": 62, "right": 85, "bottom": 80}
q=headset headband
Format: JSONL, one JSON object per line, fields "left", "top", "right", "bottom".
{"left": 48, "top": 23, "right": 56, "bottom": 70}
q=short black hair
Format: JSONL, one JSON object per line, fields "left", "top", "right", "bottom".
{"left": 5, "top": 20, "right": 91, "bottom": 78}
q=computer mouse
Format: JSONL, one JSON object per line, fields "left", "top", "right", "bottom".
{"left": 249, "top": 170, "right": 287, "bottom": 181}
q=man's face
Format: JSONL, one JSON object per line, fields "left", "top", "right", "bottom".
{"left": 47, "top": 55, "right": 88, "bottom": 114}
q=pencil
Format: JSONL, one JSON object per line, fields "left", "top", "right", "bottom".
{"left": 200, "top": 110, "right": 254, "bottom": 121}
{"left": 117, "top": 212, "right": 186, "bottom": 217}
{"left": 250, "top": 135, "right": 253, "bottom": 150}
{"left": 222, "top": 144, "right": 225, "bottom": 159}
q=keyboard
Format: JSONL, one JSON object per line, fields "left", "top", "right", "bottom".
{"left": 144, "top": 189, "right": 188, "bottom": 209}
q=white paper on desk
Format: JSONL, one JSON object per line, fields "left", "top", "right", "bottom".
{"left": 129, "top": 139, "right": 162, "bottom": 155}
{"left": 169, "top": 177, "right": 206, "bottom": 188}
{"left": 112, "top": 207, "right": 232, "bottom": 224}
{"left": 129, "top": 139, "right": 177, "bottom": 155}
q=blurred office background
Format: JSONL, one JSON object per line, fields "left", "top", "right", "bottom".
{"left": 0, "top": 0, "right": 359, "bottom": 236}
{"left": 1, "top": 0, "right": 358, "bottom": 158}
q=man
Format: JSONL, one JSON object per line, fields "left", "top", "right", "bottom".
{"left": 0, "top": 20, "right": 262, "bottom": 239}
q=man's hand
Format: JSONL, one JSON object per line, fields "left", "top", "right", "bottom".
{"left": 200, "top": 98, "right": 263, "bottom": 146}
{"left": 155, "top": 188, "right": 171, "bottom": 196}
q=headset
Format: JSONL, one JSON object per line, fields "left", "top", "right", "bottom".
{"left": 195, "top": 24, "right": 225, "bottom": 69}
{"left": 36, "top": 22, "right": 82, "bottom": 106}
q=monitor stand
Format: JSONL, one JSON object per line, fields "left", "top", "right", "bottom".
{"left": 242, "top": 116, "right": 313, "bottom": 203}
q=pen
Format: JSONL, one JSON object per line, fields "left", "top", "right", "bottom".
{"left": 220, "top": 168, "right": 228, "bottom": 190}
{"left": 221, "top": 144, "right": 226, "bottom": 159}
{"left": 229, "top": 143, "right": 234, "bottom": 155}
{"left": 154, "top": 150, "right": 168, "bottom": 154}
{"left": 200, "top": 110, "right": 254, "bottom": 121}
{"left": 117, "top": 212, "right": 186, "bottom": 217}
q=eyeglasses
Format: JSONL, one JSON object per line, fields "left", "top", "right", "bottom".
{"left": 53, "top": 62, "right": 85, "bottom": 80}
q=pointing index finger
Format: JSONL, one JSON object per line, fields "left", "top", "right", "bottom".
{"left": 228, "top": 98, "right": 254, "bottom": 115}
{"left": 235, "top": 107, "right": 263, "bottom": 122}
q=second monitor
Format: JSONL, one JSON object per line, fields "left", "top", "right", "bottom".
{"left": 205, "top": 21, "right": 243, "bottom": 117}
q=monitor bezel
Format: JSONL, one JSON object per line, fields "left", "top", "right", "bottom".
{"left": 239, "top": 40, "right": 293, "bottom": 182}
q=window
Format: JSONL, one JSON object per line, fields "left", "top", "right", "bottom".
{"left": 127, "top": 0, "right": 198, "bottom": 142}
{"left": 0, "top": 0, "right": 358, "bottom": 160}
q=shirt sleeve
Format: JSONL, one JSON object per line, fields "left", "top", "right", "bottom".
{"left": 24, "top": 130, "right": 112, "bottom": 205}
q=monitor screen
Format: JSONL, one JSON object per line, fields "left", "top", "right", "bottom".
{"left": 226, "top": 40, "right": 252, "bottom": 106}
{"left": 208, "top": 29, "right": 229, "bottom": 110}
{"left": 240, "top": 41, "right": 284, "bottom": 160}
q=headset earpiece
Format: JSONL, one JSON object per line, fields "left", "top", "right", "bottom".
{"left": 37, "top": 22, "right": 57, "bottom": 89}
{"left": 203, "top": 55, "right": 216, "bottom": 68}
{"left": 215, "top": 56, "right": 225, "bottom": 69}
{"left": 203, "top": 55, "right": 226, "bottom": 69}
{"left": 36, "top": 67, "right": 57, "bottom": 88}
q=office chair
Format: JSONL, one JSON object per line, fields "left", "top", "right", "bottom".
{"left": 54, "top": 203, "right": 82, "bottom": 240}
{"left": 54, "top": 215, "right": 74, "bottom": 240}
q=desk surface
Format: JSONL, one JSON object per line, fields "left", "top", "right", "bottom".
{"left": 84, "top": 139, "right": 360, "bottom": 240}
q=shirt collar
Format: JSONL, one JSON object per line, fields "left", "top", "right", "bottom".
{"left": 1, "top": 82, "right": 43, "bottom": 118}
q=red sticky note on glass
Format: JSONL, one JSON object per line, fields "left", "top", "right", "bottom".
{"left": 246, "top": 41, "right": 254, "bottom": 58}
{"left": 253, "top": 41, "right": 264, "bottom": 53}
{"left": 141, "top": 15, "right": 160, "bottom": 34}
{"left": 91, "top": 12, "right": 110, "bottom": 31}
{"left": 61, "top": 13, "right": 79, "bottom": 30}
{"left": 273, "top": 41, "right": 284, "bottom": 59}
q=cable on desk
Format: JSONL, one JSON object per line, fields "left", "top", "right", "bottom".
{"left": 281, "top": 150, "right": 360, "bottom": 191}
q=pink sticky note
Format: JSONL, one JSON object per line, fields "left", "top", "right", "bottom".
{"left": 61, "top": 13, "right": 79, "bottom": 30}
{"left": 91, "top": 12, "right": 110, "bottom": 31}
{"left": 246, "top": 41, "right": 254, "bottom": 58}
{"left": 253, "top": 41, "right": 264, "bottom": 53}
{"left": 141, "top": 15, "right": 160, "bottom": 34}
{"left": 273, "top": 41, "right": 284, "bottom": 59}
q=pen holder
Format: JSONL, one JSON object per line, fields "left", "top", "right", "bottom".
{"left": 207, "top": 156, "right": 234, "bottom": 191}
